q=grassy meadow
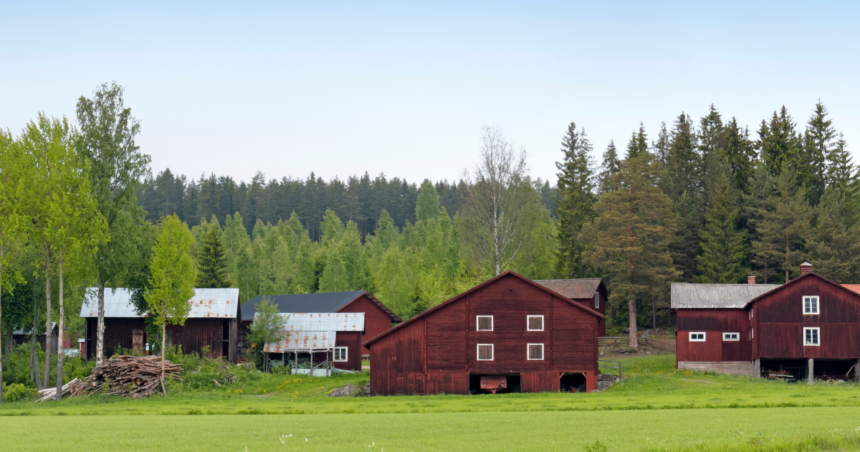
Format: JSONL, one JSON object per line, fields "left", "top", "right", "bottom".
{"left": 2, "top": 354, "right": 860, "bottom": 450}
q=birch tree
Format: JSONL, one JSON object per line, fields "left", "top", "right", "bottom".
{"left": 457, "top": 127, "right": 542, "bottom": 276}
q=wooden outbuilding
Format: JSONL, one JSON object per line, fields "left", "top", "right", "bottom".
{"left": 535, "top": 278, "right": 608, "bottom": 336}
{"left": 80, "top": 288, "right": 240, "bottom": 363}
{"left": 12, "top": 322, "right": 59, "bottom": 354}
{"left": 673, "top": 263, "right": 860, "bottom": 380}
{"left": 240, "top": 290, "right": 400, "bottom": 362}
{"left": 262, "top": 312, "right": 366, "bottom": 372}
{"left": 364, "top": 271, "right": 604, "bottom": 395}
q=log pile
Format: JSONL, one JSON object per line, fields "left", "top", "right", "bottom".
{"left": 69, "top": 355, "right": 183, "bottom": 399}
{"left": 36, "top": 379, "right": 82, "bottom": 402}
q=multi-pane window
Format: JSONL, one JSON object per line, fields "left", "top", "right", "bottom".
{"left": 804, "top": 327, "right": 820, "bottom": 346}
{"left": 527, "top": 315, "right": 544, "bottom": 331}
{"left": 477, "top": 344, "right": 494, "bottom": 360}
{"left": 689, "top": 332, "right": 706, "bottom": 342}
{"left": 527, "top": 343, "right": 544, "bottom": 360}
{"left": 477, "top": 316, "right": 493, "bottom": 331}
{"left": 803, "top": 296, "right": 819, "bottom": 315}
{"left": 722, "top": 332, "right": 739, "bottom": 341}
{"left": 333, "top": 347, "right": 348, "bottom": 362}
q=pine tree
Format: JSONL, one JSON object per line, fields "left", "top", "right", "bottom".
{"left": 625, "top": 123, "right": 648, "bottom": 159}
{"left": 826, "top": 134, "right": 856, "bottom": 205}
{"left": 721, "top": 117, "right": 755, "bottom": 194}
{"left": 673, "top": 192, "right": 700, "bottom": 281}
{"left": 652, "top": 122, "right": 670, "bottom": 169}
{"left": 597, "top": 141, "right": 622, "bottom": 194}
{"left": 581, "top": 153, "right": 679, "bottom": 348}
{"left": 415, "top": 180, "right": 441, "bottom": 223}
{"left": 758, "top": 107, "right": 802, "bottom": 177}
{"left": 803, "top": 101, "right": 835, "bottom": 205}
{"left": 698, "top": 104, "right": 724, "bottom": 163}
{"left": 696, "top": 172, "right": 748, "bottom": 283}
{"left": 197, "top": 226, "right": 229, "bottom": 288}
{"left": 806, "top": 189, "right": 860, "bottom": 282}
{"left": 665, "top": 112, "right": 702, "bottom": 202}
{"left": 554, "top": 122, "right": 596, "bottom": 278}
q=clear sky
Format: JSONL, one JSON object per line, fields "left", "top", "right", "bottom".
{"left": 2, "top": 1, "right": 858, "bottom": 185}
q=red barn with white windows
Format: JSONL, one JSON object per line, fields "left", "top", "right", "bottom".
{"left": 364, "top": 271, "right": 603, "bottom": 395}
{"left": 673, "top": 263, "right": 860, "bottom": 380}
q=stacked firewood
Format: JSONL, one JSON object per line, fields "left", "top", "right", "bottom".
{"left": 69, "top": 355, "right": 183, "bottom": 399}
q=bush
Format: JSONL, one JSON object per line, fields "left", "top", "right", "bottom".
{"left": 2, "top": 382, "right": 38, "bottom": 402}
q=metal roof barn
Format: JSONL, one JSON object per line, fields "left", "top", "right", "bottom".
{"left": 671, "top": 283, "right": 781, "bottom": 309}
{"left": 80, "top": 288, "right": 240, "bottom": 318}
{"left": 262, "top": 313, "right": 365, "bottom": 353}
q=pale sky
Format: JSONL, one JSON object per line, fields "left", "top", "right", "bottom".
{"left": 2, "top": 1, "right": 858, "bottom": 185}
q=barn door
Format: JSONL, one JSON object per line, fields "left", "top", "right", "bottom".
{"left": 132, "top": 330, "right": 144, "bottom": 354}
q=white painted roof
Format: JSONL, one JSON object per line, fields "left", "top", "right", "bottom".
{"left": 80, "top": 288, "right": 239, "bottom": 318}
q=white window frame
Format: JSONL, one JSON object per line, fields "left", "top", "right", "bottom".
{"left": 527, "top": 343, "right": 544, "bottom": 361}
{"left": 722, "top": 332, "right": 739, "bottom": 341}
{"left": 333, "top": 346, "right": 348, "bottom": 362}
{"left": 526, "top": 315, "right": 544, "bottom": 331}
{"left": 477, "top": 343, "right": 494, "bottom": 361}
{"left": 689, "top": 332, "right": 706, "bottom": 342}
{"left": 594, "top": 293, "right": 600, "bottom": 309}
{"left": 476, "top": 315, "right": 494, "bottom": 331}
{"left": 803, "top": 327, "right": 820, "bottom": 346}
{"left": 803, "top": 296, "right": 819, "bottom": 315}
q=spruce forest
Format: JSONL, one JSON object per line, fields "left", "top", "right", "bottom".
{"left": 2, "top": 84, "right": 858, "bottom": 356}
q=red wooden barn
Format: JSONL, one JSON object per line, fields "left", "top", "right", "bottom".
{"left": 364, "top": 271, "right": 604, "bottom": 395}
{"left": 535, "top": 278, "right": 608, "bottom": 336}
{"left": 240, "top": 291, "right": 400, "bottom": 371}
{"left": 80, "top": 288, "right": 240, "bottom": 363}
{"left": 673, "top": 263, "right": 860, "bottom": 380}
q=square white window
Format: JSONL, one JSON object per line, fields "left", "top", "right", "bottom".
{"left": 722, "top": 332, "right": 739, "bottom": 341}
{"left": 594, "top": 293, "right": 600, "bottom": 309}
{"left": 477, "top": 344, "right": 494, "bottom": 361}
{"left": 527, "top": 315, "right": 544, "bottom": 331}
{"left": 477, "top": 316, "right": 493, "bottom": 331}
{"left": 333, "top": 347, "right": 348, "bottom": 362}
{"left": 803, "top": 296, "right": 819, "bottom": 315}
{"left": 803, "top": 327, "right": 820, "bottom": 346}
{"left": 527, "top": 343, "right": 544, "bottom": 360}
{"left": 689, "top": 332, "right": 706, "bottom": 342}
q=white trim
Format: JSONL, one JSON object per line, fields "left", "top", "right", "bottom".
{"left": 803, "top": 296, "right": 819, "bottom": 315}
{"left": 722, "top": 332, "right": 740, "bottom": 341}
{"left": 333, "top": 346, "right": 348, "bottom": 362}
{"left": 527, "top": 315, "right": 544, "bottom": 331}
{"left": 803, "top": 327, "right": 820, "bottom": 346}
{"left": 689, "top": 332, "right": 706, "bottom": 342}
{"left": 527, "top": 343, "right": 544, "bottom": 360}
{"left": 594, "top": 293, "right": 600, "bottom": 309}
{"left": 476, "top": 315, "right": 494, "bottom": 331}
{"left": 477, "top": 343, "right": 494, "bottom": 361}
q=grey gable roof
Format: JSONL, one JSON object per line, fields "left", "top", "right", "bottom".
{"left": 671, "top": 283, "right": 781, "bottom": 309}
{"left": 241, "top": 290, "right": 403, "bottom": 323}
{"left": 534, "top": 278, "right": 603, "bottom": 299}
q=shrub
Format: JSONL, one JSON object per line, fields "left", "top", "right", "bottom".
{"left": 2, "top": 383, "right": 38, "bottom": 402}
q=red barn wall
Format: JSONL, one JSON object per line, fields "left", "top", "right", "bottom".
{"left": 572, "top": 284, "right": 607, "bottom": 336}
{"left": 334, "top": 331, "right": 362, "bottom": 371}
{"left": 166, "top": 319, "right": 225, "bottom": 359}
{"left": 338, "top": 295, "right": 394, "bottom": 356}
{"left": 369, "top": 317, "right": 429, "bottom": 395}
{"left": 87, "top": 318, "right": 147, "bottom": 359}
{"left": 675, "top": 309, "right": 751, "bottom": 362}
{"left": 754, "top": 276, "right": 860, "bottom": 359}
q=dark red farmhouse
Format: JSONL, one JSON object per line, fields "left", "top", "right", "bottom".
{"left": 364, "top": 271, "right": 604, "bottom": 395}
{"left": 673, "top": 263, "right": 860, "bottom": 381}
{"left": 240, "top": 291, "right": 401, "bottom": 371}
{"left": 535, "top": 278, "right": 608, "bottom": 336}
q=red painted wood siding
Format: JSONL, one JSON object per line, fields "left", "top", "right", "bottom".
{"left": 166, "top": 318, "right": 227, "bottom": 359}
{"left": 675, "top": 309, "right": 751, "bottom": 362}
{"left": 333, "top": 331, "right": 362, "bottom": 371}
{"left": 369, "top": 274, "right": 599, "bottom": 395}
{"left": 571, "top": 284, "right": 607, "bottom": 336}
{"left": 338, "top": 294, "right": 394, "bottom": 356}
{"left": 754, "top": 276, "right": 860, "bottom": 359}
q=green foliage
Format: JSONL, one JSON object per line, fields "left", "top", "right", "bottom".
{"left": 415, "top": 180, "right": 441, "bottom": 223}
{"left": 697, "top": 173, "right": 748, "bottom": 283}
{"left": 0, "top": 383, "right": 37, "bottom": 402}
{"left": 196, "top": 225, "right": 229, "bottom": 288}
{"left": 245, "top": 298, "right": 285, "bottom": 368}
{"left": 555, "top": 122, "right": 597, "bottom": 278}
{"left": 805, "top": 189, "right": 860, "bottom": 282}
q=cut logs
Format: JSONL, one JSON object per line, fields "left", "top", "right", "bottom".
{"left": 68, "top": 355, "right": 183, "bottom": 399}
{"left": 36, "top": 379, "right": 81, "bottom": 402}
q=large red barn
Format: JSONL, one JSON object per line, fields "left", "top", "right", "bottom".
{"left": 673, "top": 263, "right": 860, "bottom": 380}
{"left": 364, "top": 271, "right": 604, "bottom": 395}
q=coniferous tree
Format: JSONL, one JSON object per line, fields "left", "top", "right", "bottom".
{"left": 826, "top": 134, "right": 856, "bottom": 210}
{"left": 652, "top": 122, "right": 670, "bottom": 169}
{"left": 625, "top": 123, "right": 648, "bottom": 159}
{"left": 554, "top": 122, "right": 596, "bottom": 278}
{"left": 721, "top": 117, "right": 756, "bottom": 194}
{"left": 758, "top": 107, "right": 802, "bottom": 177}
{"left": 197, "top": 226, "right": 229, "bottom": 288}
{"left": 696, "top": 172, "right": 747, "bottom": 283}
{"left": 665, "top": 112, "right": 702, "bottom": 202}
{"left": 698, "top": 105, "right": 724, "bottom": 164}
{"left": 803, "top": 101, "right": 835, "bottom": 205}
{"left": 597, "top": 141, "right": 622, "bottom": 194}
{"left": 806, "top": 189, "right": 860, "bottom": 282}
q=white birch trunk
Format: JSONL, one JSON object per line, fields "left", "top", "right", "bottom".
{"left": 43, "top": 247, "right": 51, "bottom": 388}
{"left": 55, "top": 249, "right": 64, "bottom": 401}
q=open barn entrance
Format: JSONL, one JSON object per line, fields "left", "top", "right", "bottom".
{"left": 560, "top": 373, "right": 587, "bottom": 392}
{"left": 760, "top": 358, "right": 859, "bottom": 382}
{"left": 469, "top": 374, "right": 521, "bottom": 394}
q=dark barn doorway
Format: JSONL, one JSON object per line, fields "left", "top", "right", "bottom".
{"left": 560, "top": 373, "right": 587, "bottom": 392}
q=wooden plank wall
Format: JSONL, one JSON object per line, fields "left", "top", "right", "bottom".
{"left": 675, "top": 309, "right": 751, "bottom": 362}
{"left": 755, "top": 276, "right": 860, "bottom": 359}
{"left": 370, "top": 318, "right": 426, "bottom": 395}
{"left": 340, "top": 295, "right": 394, "bottom": 356}
{"left": 166, "top": 319, "right": 224, "bottom": 359}
{"left": 334, "top": 331, "right": 362, "bottom": 371}
{"left": 88, "top": 318, "right": 147, "bottom": 358}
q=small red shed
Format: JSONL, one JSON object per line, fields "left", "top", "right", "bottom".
{"left": 364, "top": 271, "right": 604, "bottom": 395}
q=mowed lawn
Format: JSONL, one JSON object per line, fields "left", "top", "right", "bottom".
{"left": 3, "top": 407, "right": 860, "bottom": 451}
{"left": 3, "top": 355, "right": 860, "bottom": 450}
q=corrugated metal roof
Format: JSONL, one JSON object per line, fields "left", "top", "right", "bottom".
{"left": 80, "top": 287, "right": 239, "bottom": 318}
{"left": 241, "top": 291, "right": 365, "bottom": 320}
{"left": 671, "top": 283, "right": 781, "bottom": 309}
{"left": 262, "top": 313, "right": 364, "bottom": 352}
{"left": 264, "top": 331, "right": 336, "bottom": 353}
{"left": 534, "top": 278, "right": 603, "bottom": 299}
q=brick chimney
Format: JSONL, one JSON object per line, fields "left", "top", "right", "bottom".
{"left": 800, "top": 262, "right": 813, "bottom": 276}
{"left": 747, "top": 275, "right": 756, "bottom": 285}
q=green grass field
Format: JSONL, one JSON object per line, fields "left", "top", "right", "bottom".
{"left": 3, "top": 355, "right": 860, "bottom": 450}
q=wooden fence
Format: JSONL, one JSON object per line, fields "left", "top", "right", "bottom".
{"left": 598, "top": 336, "right": 676, "bottom": 353}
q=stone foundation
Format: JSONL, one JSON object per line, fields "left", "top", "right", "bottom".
{"left": 678, "top": 361, "right": 754, "bottom": 376}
